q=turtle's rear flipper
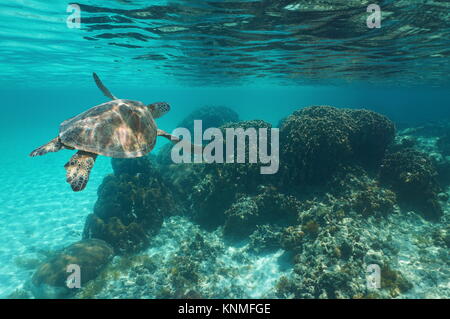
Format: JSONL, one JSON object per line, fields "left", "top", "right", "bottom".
{"left": 93, "top": 72, "right": 118, "bottom": 100}
{"left": 30, "top": 137, "right": 65, "bottom": 157}
{"left": 64, "top": 151, "right": 97, "bottom": 192}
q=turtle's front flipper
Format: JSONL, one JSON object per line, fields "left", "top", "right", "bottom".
{"left": 157, "top": 129, "right": 181, "bottom": 143}
{"left": 30, "top": 137, "right": 66, "bottom": 157}
{"left": 157, "top": 129, "right": 203, "bottom": 155}
{"left": 64, "top": 151, "right": 97, "bottom": 192}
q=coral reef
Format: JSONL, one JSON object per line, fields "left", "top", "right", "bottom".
{"left": 348, "top": 109, "right": 396, "bottom": 167}
{"left": 155, "top": 105, "right": 242, "bottom": 205}
{"left": 351, "top": 185, "right": 396, "bottom": 217}
{"left": 223, "top": 186, "right": 301, "bottom": 239}
{"left": 280, "top": 225, "right": 305, "bottom": 252}
{"left": 30, "top": 239, "right": 113, "bottom": 298}
{"left": 275, "top": 197, "right": 413, "bottom": 299}
{"left": 155, "top": 142, "right": 175, "bottom": 167}
{"left": 395, "top": 124, "right": 450, "bottom": 188}
{"left": 279, "top": 106, "right": 357, "bottom": 186}
{"left": 156, "top": 105, "right": 239, "bottom": 167}
{"left": 279, "top": 106, "right": 395, "bottom": 188}
{"left": 247, "top": 225, "right": 283, "bottom": 254}
{"left": 156, "top": 106, "right": 397, "bottom": 235}
{"left": 189, "top": 120, "right": 274, "bottom": 228}
{"left": 22, "top": 105, "right": 448, "bottom": 300}
{"left": 74, "top": 216, "right": 288, "bottom": 299}
{"left": 379, "top": 264, "right": 414, "bottom": 296}
{"left": 379, "top": 148, "right": 443, "bottom": 220}
{"left": 437, "top": 130, "right": 450, "bottom": 157}
{"left": 83, "top": 156, "right": 179, "bottom": 254}
{"left": 432, "top": 225, "right": 450, "bottom": 248}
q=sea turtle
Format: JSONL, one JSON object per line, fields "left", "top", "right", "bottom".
{"left": 30, "top": 73, "right": 182, "bottom": 192}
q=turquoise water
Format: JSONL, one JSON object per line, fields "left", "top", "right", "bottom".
{"left": 1, "top": 0, "right": 449, "bottom": 299}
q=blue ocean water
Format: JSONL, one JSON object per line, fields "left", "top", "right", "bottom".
{"left": 0, "top": 0, "right": 449, "bottom": 299}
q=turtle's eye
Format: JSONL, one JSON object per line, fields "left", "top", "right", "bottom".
{"left": 149, "top": 102, "right": 170, "bottom": 118}
{"left": 159, "top": 102, "right": 170, "bottom": 113}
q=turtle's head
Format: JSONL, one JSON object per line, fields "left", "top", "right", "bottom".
{"left": 148, "top": 102, "right": 170, "bottom": 119}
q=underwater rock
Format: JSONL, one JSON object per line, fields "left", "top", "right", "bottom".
{"left": 379, "top": 148, "right": 443, "bottom": 220}
{"left": 30, "top": 239, "right": 113, "bottom": 299}
{"left": 83, "top": 156, "right": 179, "bottom": 254}
{"left": 14, "top": 256, "right": 42, "bottom": 270}
{"left": 279, "top": 106, "right": 394, "bottom": 188}
{"left": 177, "top": 105, "right": 239, "bottom": 135}
{"left": 7, "top": 288, "right": 32, "bottom": 299}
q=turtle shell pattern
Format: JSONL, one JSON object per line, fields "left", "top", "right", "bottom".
{"left": 59, "top": 99, "right": 157, "bottom": 158}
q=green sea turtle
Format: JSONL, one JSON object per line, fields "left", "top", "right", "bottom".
{"left": 30, "top": 73, "right": 181, "bottom": 192}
